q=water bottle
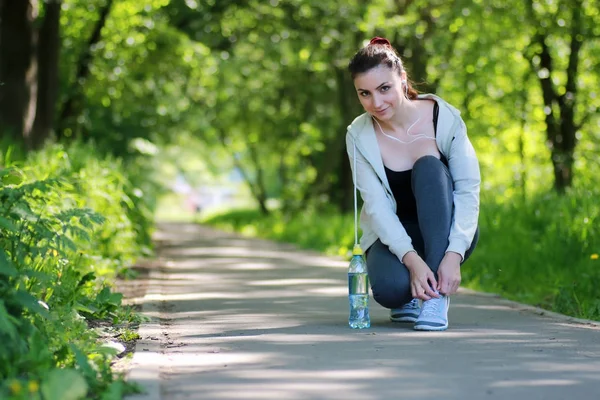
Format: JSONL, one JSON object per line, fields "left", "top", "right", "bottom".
{"left": 348, "top": 244, "right": 370, "bottom": 329}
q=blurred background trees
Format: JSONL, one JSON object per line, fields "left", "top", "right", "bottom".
{"left": 1, "top": 0, "right": 599, "bottom": 206}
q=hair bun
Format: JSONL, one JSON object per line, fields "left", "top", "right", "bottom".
{"left": 369, "top": 37, "right": 391, "bottom": 46}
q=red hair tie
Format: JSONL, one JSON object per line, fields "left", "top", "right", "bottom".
{"left": 369, "top": 37, "right": 391, "bottom": 46}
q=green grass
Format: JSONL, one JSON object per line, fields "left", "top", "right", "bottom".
{"left": 465, "top": 188, "right": 600, "bottom": 320}
{"left": 202, "top": 188, "right": 600, "bottom": 321}
{"left": 202, "top": 207, "right": 356, "bottom": 257}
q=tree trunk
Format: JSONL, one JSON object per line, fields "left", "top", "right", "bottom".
{"left": 0, "top": 0, "right": 38, "bottom": 144}
{"left": 333, "top": 141, "right": 354, "bottom": 213}
{"left": 311, "top": 27, "right": 364, "bottom": 213}
{"left": 525, "top": 0, "right": 583, "bottom": 193}
{"left": 306, "top": 68, "right": 351, "bottom": 209}
{"left": 30, "top": 0, "right": 61, "bottom": 149}
{"left": 247, "top": 143, "right": 269, "bottom": 215}
{"left": 390, "top": 2, "right": 442, "bottom": 94}
{"left": 551, "top": 5, "right": 582, "bottom": 192}
{"left": 231, "top": 152, "right": 269, "bottom": 216}
{"left": 0, "top": 0, "right": 3, "bottom": 45}
{"left": 56, "top": 0, "right": 113, "bottom": 140}
{"left": 328, "top": 67, "right": 361, "bottom": 213}
{"left": 216, "top": 128, "right": 270, "bottom": 216}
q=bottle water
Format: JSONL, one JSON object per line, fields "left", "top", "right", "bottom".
{"left": 348, "top": 245, "right": 370, "bottom": 329}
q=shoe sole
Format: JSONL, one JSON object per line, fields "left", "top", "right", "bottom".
{"left": 413, "top": 323, "right": 448, "bottom": 331}
{"left": 390, "top": 316, "right": 418, "bottom": 323}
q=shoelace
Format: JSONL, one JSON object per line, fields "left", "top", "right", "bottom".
{"left": 421, "top": 296, "right": 444, "bottom": 317}
{"left": 405, "top": 298, "right": 420, "bottom": 309}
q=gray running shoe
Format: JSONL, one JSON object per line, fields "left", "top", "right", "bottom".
{"left": 390, "top": 298, "right": 421, "bottom": 322}
{"left": 414, "top": 293, "right": 450, "bottom": 331}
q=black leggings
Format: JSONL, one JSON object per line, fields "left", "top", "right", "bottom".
{"left": 366, "top": 156, "right": 479, "bottom": 309}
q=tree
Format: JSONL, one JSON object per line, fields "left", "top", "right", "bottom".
{"left": 56, "top": 0, "right": 114, "bottom": 140}
{"left": 30, "top": 0, "right": 61, "bottom": 149}
{"left": 0, "top": 0, "right": 63, "bottom": 150}
{"left": 524, "top": 0, "right": 597, "bottom": 192}
{"left": 0, "top": 0, "right": 38, "bottom": 144}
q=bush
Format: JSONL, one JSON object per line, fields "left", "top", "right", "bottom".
{"left": 0, "top": 143, "right": 158, "bottom": 400}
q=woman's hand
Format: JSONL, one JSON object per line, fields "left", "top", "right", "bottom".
{"left": 402, "top": 252, "right": 439, "bottom": 301}
{"left": 437, "top": 252, "right": 462, "bottom": 295}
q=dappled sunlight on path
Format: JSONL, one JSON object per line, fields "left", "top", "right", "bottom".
{"left": 128, "top": 223, "right": 600, "bottom": 400}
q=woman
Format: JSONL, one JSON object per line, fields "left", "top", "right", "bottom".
{"left": 346, "top": 37, "right": 480, "bottom": 331}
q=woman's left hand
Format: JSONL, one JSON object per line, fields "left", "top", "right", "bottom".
{"left": 437, "top": 252, "right": 462, "bottom": 295}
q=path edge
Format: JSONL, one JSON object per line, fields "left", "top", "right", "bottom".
{"left": 460, "top": 287, "right": 600, "bottom": 327}
{"left": 125, "top": 263, "right": 165, "bottom": 400}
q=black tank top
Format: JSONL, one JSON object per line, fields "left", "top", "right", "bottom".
{"left": 384, "top": 102, "right": 441, "bottom": 223}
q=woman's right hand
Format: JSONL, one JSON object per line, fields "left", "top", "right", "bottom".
{"left": 402, "top": 252, "right": 440, "bottom": 301}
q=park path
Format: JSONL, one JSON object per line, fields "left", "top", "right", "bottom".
{"left": 127, "top": 222, "right": 600, "bottom": 400}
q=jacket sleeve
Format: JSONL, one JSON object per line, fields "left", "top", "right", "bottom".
{"left": 446, "top": 119, "right": 480, "bottom": 259}
{"left": 346, "top": 132, "right": 415, "bottom": 261}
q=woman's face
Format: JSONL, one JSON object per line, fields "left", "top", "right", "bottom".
{"left": 353, "top": 65, "right": 404, "bottom": 121}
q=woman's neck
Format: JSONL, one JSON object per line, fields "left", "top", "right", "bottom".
{"left": 376, "top": 99, "right": 420, "bottom": 133}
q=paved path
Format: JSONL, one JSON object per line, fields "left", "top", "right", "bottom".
{"left": 127, "top": 223, "right": 600, "bottom": 400}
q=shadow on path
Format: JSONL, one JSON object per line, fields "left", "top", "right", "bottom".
{"left": 128, "top": 223, "right": 600, "bottom": 400}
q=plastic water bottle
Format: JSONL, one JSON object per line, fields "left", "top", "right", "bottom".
{"left": 348, "top": 245, "right": 370, "bottom": 329}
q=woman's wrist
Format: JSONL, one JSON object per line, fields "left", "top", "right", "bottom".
{"left": 445, "top": 251, "right": 463, "bottom": 263}
{"left": 401, "top": 251, "right": 420, "bottom": 269}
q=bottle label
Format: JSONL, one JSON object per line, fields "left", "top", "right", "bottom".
{"left": 348, "top": 273, "right": 369, "bottom": 294}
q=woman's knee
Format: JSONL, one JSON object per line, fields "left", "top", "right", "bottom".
{"left": 371, "top": 281, "right": 412, "bottom": 309}
{"left": 366, "top": 240, "right": 413, "bottom": 308}
{"left": 411, "top": 155, "right": 453, "bottom": 197}
{"left": 413, "top": 155, "right": 445, "bottom": 172}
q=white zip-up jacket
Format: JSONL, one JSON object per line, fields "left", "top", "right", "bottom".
{"left": 346, "top": 93, "right": 480, "bottom": 261}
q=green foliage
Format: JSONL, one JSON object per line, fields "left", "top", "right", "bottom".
{"left": 41, "top": 369, "right": 88, "bottom": 400}
{"left": 5, "top": 0, "right": 599, "bottom": 208}
{"left": 0, "top": 142, "right": 156, "bottom": 400}
{"left": 11, "top": 0, "right": 594, "bottom": 213}
{"left": 59, "top": 0, "right": 202, "bottom": 155}
{"left": 118, "top": 329, "right": 141, "bottom": 342}
{"left": 152, "top": 0, "right": 598, "bottom": 212}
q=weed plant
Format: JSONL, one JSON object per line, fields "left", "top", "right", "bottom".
{"left": 0, "top": 143, "right": 158, "bottom": 400}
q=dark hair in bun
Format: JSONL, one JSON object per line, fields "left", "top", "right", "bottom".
{"left": 348, "top": 37, "right": 419, "bottom": 100}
